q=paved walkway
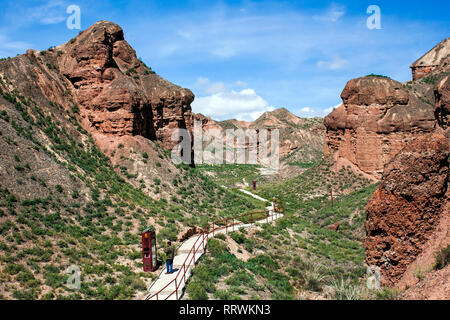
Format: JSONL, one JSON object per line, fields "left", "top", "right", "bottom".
{"left": 238, "top": 188, "right": 270, "bottom": 202}
{"left": 144, "top": 189, "right": 283, "bottom": 300}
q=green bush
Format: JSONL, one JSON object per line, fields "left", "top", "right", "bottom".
{"left": 186, "top": 282, "right": 208, "bottom": 300}
{"left": 71, "top": 104, "right": 79, "bottom": 114}
{"left": 331, "top": 279, "right": 360, "bottom": 300}
{"left": 375, "top": 287, "right": 401, "bottom": 300}
{"left": 229, "top": 231, "right": 245, "bottom": 244}
{"left": 434, "top": 245, "right": 450, "bottom": 270}
{"left": 207, "top": 238, "right": 225, "bottom": 257}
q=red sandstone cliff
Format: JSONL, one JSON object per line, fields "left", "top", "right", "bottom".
{"left": 364, "top": 132, "right": 449, "bottom": 286}
{"left": 15, "top": 21, "right": 194, "bottom": 152}
{"left": 194, "top": 108, "right": 325, "bottom": 162}
{"left": 329, "top": 39, "right": 450, "bottom": 293}
{"left": 0, "top": 21, "right": 197, "bottom": 199}
{"left": 435, "top": 75, "right": 450, "bottom": 139}
{"left": 324, "top": 76, "right": 436, "bottom": 178}
{"left": 324, "top": 39, "right": 450, "bottom": 179}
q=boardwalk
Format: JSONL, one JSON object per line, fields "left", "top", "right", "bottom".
{"left": 144, "top": 189, "right": 283, "bottom": 300}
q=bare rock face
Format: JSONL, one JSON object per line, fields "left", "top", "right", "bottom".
{"left": 326, "top": 222, "right": 340, "bottom": 231}
{"left": 401, "top": 264, "right": 450, "bottom": 300}
{"left": 364, "top": 132, "right": 449, "bottom": 285}
{"left": 250, "top": 108, "right": 325, "bottom": 160}
{"left": 324, "top": 76, "right": 436, "bottom": 178}
{"left": 58, "top": 21, "right": 194, "bottom": 150}
{"left": 410, "top": 37, "right": 450, "bottom": 80}
{"left": 435, "top": 75, "right": 450, "bottom": 138}
{"left": 193, "top": 108, "right": 325, "bottom": 163}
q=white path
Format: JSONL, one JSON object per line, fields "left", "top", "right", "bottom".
{"left": 238, "top": 188, "right": 271, "bottom": 203}
{"left": 144, "top": 189, "right": 283, "bottom": 300}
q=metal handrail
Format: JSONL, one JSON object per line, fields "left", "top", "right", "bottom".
{"left": 146, "top": 229, "right": 205, "bottom": 300}
{"left": 145, "top": 206, "right": 277, "bottom": 300}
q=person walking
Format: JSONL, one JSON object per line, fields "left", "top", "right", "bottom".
{"left": 165, "top": 241, "right": 176, "bottom": 274}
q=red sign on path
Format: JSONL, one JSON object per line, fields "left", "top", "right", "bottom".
{"left": 142, "top": 228, "right": 157, "bottom": 272}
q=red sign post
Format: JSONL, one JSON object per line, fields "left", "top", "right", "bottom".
{"left": 142, "top": 228, "right": 157, "bottom": 272}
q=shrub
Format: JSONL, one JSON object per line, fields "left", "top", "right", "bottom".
{"left": 187, "top": 282, "right": 208, "bottom": 300}
{"left": 434, "top": 245, "right": 450, "bottom": 270}
{"left": 71, "top": 190, "right": 80, "bottom": 199}
{"left": 207, "top": 238, "right": 225, "bottom": 257}
{"left": 0, "top": 110, "right": 9, "bottom": 122}
{"left": 375, "top": 287, "right": 401, "bottom": 300}
{"left": 366, "top": 73, "right": 390, "bottom": 79}
{"left": 71, "top": 104, "right": 79, "bottom": 114}
{"left": 230, "top": 231, "right": 245, "bottom": 244}
{"left": 331, "top": 279, "right": 360, "bottom": 300}
{"left": 13, "top": 289, "right": 38, "bottom": 300}
{"left": 215, "top": 233, "right": 226, "bottom": 241}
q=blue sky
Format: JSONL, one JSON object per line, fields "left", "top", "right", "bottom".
{"left": 0, "top": 0, "right": 449, "bottom": 120}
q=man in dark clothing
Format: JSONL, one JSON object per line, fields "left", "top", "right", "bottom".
{"left": 165, "top": 241, "right": 176, "bottom": 274}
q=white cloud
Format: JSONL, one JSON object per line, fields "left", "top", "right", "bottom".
{"left": 177, "top": 30, "right": 192, "bottom": 39}
{"left": 120, "top": 1, "right": 447, "bottom": 118}
{"left": 26, "top": 0, "right": 68, "bottom": 25}
{"left": 0, "top": 34, "right": 31, "bottom": 57}
{"left": 313, "top": 3, "right": 346, "bottom": 22}
{"left": 300, "top": 107, "right": 314, "bottom": 113}
{"left": 206, "top": 82, "right": 227, "bottom": 94}
{"left": 211, "top": 45, "right": 240, "bottom": 59}
{"left": 159, "top": 44, "right": 181, "bottom": 57}
{"left": 295, "top": 106, "right": 316, "bottom": 117}
{"left": 322, "top": 103, "right": 343, "bottom": 116}
{"left": 317, "top": 57, "right": 349, "bottom": 70}
{"left": 40, "top": 15, "right": 66, "bottom": 25}
{"left": 193, "top": 77, "right": 227, "bottom": 94}
{"left": 192, "top": 88, "right": 274, "bottom": 121}
{"left": 234, "top": 80, "right": 247, "bottom": 87}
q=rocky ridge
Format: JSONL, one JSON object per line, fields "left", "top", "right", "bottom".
{"left": 357, "top": 40, "right": 450, "bottom": 292}
{"left": 22, "top": 21, "right": 194, "bottom": 153}
{"left": 195, "top": 108, "right": 325, "bottom": 164}
{"left": 324, "top": 39, "right": 450, "bottom": 179}
{"left": 324, "top": 75, "right": 438, "bottom": 178}
{"left": 364, "top": 132, "right": 449, "bottom": 286}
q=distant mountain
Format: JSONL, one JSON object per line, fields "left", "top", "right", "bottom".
{"left": 194, "top": 108, "right": 325, "bottom": 164}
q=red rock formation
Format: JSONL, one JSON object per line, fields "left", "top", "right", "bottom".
{"left": 179, "top": 226, "right": 202, "bottom": 242}
{"left": 324, "top": 76, "right": 436, "bottom": 178}
{"left": 435, "top": 75, "right": 450, "bottom": 138}
{"left": 400, "top": 264, "right": 450, "bottom": 300}
{"left": 410, "top": 37, "right": 450, "bottom": 80}
{"left": 57, "top": 21, "right": 194, "bottom": 150}
{"left": 326, "top": 222, "right": 340, "bottom": 231}
{"left": 193, "top": 108, "right": 325, "bottom": 163}
{"left": 364, "top": 132, "right": 449, "bottom": 285}
{"left": 251, "top": 108, "right": 325, "bottom": 159}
